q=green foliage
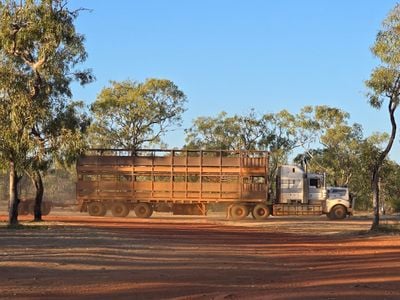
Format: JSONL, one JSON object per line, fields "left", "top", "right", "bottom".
{"left": 380, "top": 160, "right": 400, "bottom": 212}
{"left": 0, "top": 0, "right": 92, "bottom": 166}
{"left": 186, "top": 105, "right": 400, "bottom": 212}
{"left": 365, "top": 4, "right": 400, "bottom": 228}
{"left": 366, "top": 67, "right": 397, "bottom": 108}
{"left": 185, "top": 109, "right": 300, "bottom": 190}
{"left": 0, "top": 0, "right": 92, "bottom": 224}
{"left": 372, "top": 4, "right": 400, "bottom": 66}
{"left": 185, "top": 110, "right": 264, "bottom": 150}
{"left": 89, "top": 79, "right": 186, "bottom": 149}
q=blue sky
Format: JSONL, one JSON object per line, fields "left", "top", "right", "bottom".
{"left": 69, "top": 0, "right": 399, "bottom": 161}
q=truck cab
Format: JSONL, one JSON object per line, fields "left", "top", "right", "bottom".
{"left": 324, "top": 187, "right": 354, "bottom": 219}
{"left": 275, "top": 165, "right": 353, "bottom": 219}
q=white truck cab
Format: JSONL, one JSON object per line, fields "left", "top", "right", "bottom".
{"left": 276, "top": 165, "right": 354, "bottom": 219}
{"left": 324, "top": 187, "right": 354, "bottom": 219}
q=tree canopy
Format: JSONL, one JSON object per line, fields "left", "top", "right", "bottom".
{"left": 365, "top": 4, "right": 400, "bottom": 229}
{"left": 89, "top": 79, "right": 186, "bottom": 150}
{"left": 0, "top": 0, "right": 92, "bottom": 225}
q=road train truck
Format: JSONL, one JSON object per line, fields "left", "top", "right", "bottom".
{"left": 76, "top": 149, "right": 354, "bottom": 220}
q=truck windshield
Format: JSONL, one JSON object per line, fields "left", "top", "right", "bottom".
{"left": 329, "top": 189, "right": 347, "bottom": 196}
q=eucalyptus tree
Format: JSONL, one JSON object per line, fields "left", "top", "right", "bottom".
{"left": 258, "top": 110, "right": 299, "bottom": 187}
{"left": 185, "top": 112, "right": 239, "bottom": 150}
{"left": 89, "top": 79, "right": 186, "bottom": 150}
{"left": 185, "top": 110, "right": 264, "bottom": 151}
{"left": 0, "top": 89, "right": 34, "bottom": 225}
{"left": 293, "top": 106, "right": 367, "bottom": 206}
{"left": 28, "top": 101, "right": 89, "bottom": 221}
{"left": 185, "top": 110, "right": 300, "bottom": 192}
{"left": 0, "top": 0, "right": 92, "bottom": 225}
{"left": 365, "top": 4, "right": 400, "bottom": 229}
{"left": 380, "top": 160, "right": 400, "bottom": 213}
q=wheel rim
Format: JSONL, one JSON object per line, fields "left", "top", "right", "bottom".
{"left": 231, "top": 205, "right": 248, "bottom": 219}
{"left": 235, "top": 208, "right": 244, "bottom": 216}
{"left": 89, "top": 203, "right": 104, "bottom": 216}
{"left": 336, "top": 209, "right": 344, "bottom": 218}
{"left": 256, "top": 208, "right": 266, "bottom": 216}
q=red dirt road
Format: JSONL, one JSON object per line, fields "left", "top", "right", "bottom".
{"left": 0, "top": 213, "right": 400, "bottom": 299}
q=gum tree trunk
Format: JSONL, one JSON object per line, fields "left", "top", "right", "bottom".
{"left": 8, "top": 161, "right": 20, "bottom": 226}
{"left": 32, "top": 170, "right": 44, "bottom": 222}
{"left": 371, "top": 100, "right": 397, "bottom": 231}
{"left": 371, "top": 169, "right": 380, "bottom": 230}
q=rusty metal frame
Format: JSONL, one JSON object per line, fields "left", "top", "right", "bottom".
{"left": 76, "top": 149, "right": 269, "bottom": 205}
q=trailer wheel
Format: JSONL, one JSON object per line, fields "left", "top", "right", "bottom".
{"left": 230, "top": 204, "right": 249, "bottom": 220}
{"left": 328, "top": 205, "right": 347, "bottom": 220}
{"left": 111, "top": 202, "right": 129, "bottom": 217}
{"left": 134, "top": 203, "right": 153, "bottom": 218}
{"left": 252, "top": 204, "right": 270, "bottom": 220}
{"left": 88, "top": 202, "right": 107, "bottom": 216}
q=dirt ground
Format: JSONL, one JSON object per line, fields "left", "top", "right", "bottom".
{"left": 0, "top": 210, "right": 400, "bottom": 300}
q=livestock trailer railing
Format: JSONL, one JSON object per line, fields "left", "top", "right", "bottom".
{"left": 76, "top": 149, "right": 269, "bottom": 218}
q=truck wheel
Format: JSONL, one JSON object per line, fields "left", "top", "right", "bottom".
{"left": 111, "top": 202, "right": 129, "bottom": 217}
{"left": 88, "top": 202, "right": 107, "bottom": 216}
{"left": 252, "top": 204, "right": 270, "bottom": 220}
{"left": 134, "top": 203, "right": 153, "bottom": 218}
{"left": 230, "top": 204, "right": 249, "bottom": 220}
{"left": 328, "top": 205, "right": 347, "bottom": 220}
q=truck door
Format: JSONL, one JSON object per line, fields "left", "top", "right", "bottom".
{"left": 307, "top": 176, "right": 325, "bottom": 204}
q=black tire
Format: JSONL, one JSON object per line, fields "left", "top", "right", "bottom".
{"left": 88, "top": 202, "right": 107, "bottom": 216}
{"left": 134, "top": 203, "right": 153, "bottom": 218}
{"left": 328, "top": 205, "right": 347, "bottom": 220}
{"left": 111, "top": 202, "right": 129, "bottom": 217}
{"left": 252, "top": 204, "right": 270, "bottom": 220}
{"left": 230, "top": 204, "right": 249, "bottom": 221}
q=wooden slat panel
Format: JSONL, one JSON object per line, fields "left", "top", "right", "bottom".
{"left": 153, "top": 182, "right": 171, "bottom": 191}
{"left": 187, "top": 157, "right": 201, "bottom": 165}
{"left": 133, "top": 157, "right": 153, "bottom": 165}
{"left": 222, "top": 157, "right": 240, "bottom": 166}
{"left": 202, "top": 157, "right": 220, "bottom": 166}
{"left": 186, "top": 183, "right": 201, "bottom": 192}
{"left": 187, "top": 192, "right": 200, "bottom": 198}
{"left": 172, "top": 191, "right": 186, "bottom": 198}
{"left": 172, "top": 182, "right": 186, "bottom": 191}
{"left": 153, "top": 156, "right": 172, "bottom": 165}
{"left": 201, "top": 183, "right": 220, "bottom": 192}
{"left": 116, "top": 156, "right": 133, "bottom": 166}
{"left": 134, "top": 182, "right": 152, "bottom": 191}
{"left": 77, "top": 150, "right": 269, "bottom": 203}
{"left": 221, "top": 183, "right": 239, "bottom": 192}
{"left": 97, "top": 181, "right": 117, "bottom": 190}
{"left": 77, "top": 182, "right": 97, "bottom": 189}
{"left": 153, "top": 191, "right": 171, "bottom": 198}
{"left": 118, "top": 182, "right": 132, "bottom": 190}
{"left": 78, "top": 165, "right": 252, "bottom": 174}
{"left": 172, "top": 156, "right": 186, "bottom": 166}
